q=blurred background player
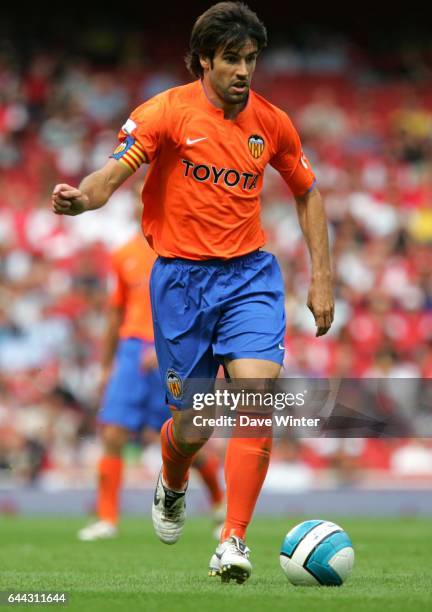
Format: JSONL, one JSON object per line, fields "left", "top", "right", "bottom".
{"left": 78, "top": 230, "right": 224, "bottom": 541}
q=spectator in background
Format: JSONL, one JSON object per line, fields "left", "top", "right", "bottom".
{"left": 391, "top": 92, "right": 432, "bottom": 163}
{"left": 299, "top": 87, "right": 350, "bottom": 142}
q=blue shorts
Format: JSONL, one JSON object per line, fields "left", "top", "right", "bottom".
{"left": 99, "top": 338, "right": 170, "bottom": 432}
{"left": 150, "top": 249, "right": 286, "bottom": 409}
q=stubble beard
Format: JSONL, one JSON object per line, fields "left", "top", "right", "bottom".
{"left": 220, "top": 85, "right": 249, "bottom": 107}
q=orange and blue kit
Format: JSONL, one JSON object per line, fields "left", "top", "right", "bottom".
{"left": 111, "top": 80, "right": 316, "bottom": 407}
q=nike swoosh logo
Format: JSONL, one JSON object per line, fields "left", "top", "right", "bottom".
{"left": 279, "top": 344, "right": 286, "bottom": 350}
{"left": 186, "top": 137, "right": 208, "bottom": 145}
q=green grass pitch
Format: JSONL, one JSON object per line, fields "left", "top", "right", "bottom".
{"left": 0, "top": 516, "right": 431, "bottom": 611}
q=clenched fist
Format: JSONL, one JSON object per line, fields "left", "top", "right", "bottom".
{"left": 52, "top": 183, "right": 89, "bottom": 216}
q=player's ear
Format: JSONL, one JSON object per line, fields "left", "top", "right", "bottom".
{"left": 199, "top": 55, "right": 211, "bottom": 72}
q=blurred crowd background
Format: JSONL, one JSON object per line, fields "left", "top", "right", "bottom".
{"left": 1, "top": 5, "right": 432, "bottom": 495}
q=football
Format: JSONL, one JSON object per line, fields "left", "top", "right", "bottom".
{"left": 280, "top": 520, "right": 354, "bottom": 586}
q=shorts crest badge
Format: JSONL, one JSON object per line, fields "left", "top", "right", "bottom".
{"left": 248, "top": 134, "right": 265, "bottom": 159}
{"left": 166, "top": 369, "right": 183, "bottom": 400}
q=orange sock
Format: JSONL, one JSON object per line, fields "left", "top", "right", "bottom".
{"left": 193, "top": 453, "right": 224, "bottom": 506}
{"left": 221, "top": 436, "right": 272, "bottom": 542}
{"left": 97, "top": 455, "right": 123, "bottom": 525}
{"left": 161, "top": 418, "right": 196, "bottom": 491}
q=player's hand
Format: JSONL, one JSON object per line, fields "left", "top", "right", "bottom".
{"left": 52, "top": 183, "right": 89, "bottom": 216}
{"left": 96, "top": 366, "right": 112, "bottom": 401}
{"left": 141, "top": 347, "right": 158, "bottom": 371}
{"left": 307, "top": 276, "right": 334, "bottom": 337}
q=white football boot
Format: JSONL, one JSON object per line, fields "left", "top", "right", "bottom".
{"left": 152, "top": 472, "right": 187, "bottom": 544}
{"left": 77, "top": 520, "right": 118, "bottom": 541}
{"left": 208, "top": 536, "right": 252, "bottom": 583}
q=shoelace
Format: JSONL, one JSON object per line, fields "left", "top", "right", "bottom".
{"left": 163, "top": 492, "right": 184, "bottom": 521}
{"left": 226, "top": 538, "right": 250, "bottom": 558}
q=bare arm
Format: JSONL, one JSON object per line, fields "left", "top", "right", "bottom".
{"left": 101, "top": 305, "right": 123, "bottom": 370}
{"left": 98, "top": 305, "right": 124, "bottom": 396}
{"left": 294, "top": 185, "right": 334, "bottom": 337}
{"left": 52, "top": 159, "right": 133, "bottom": 216}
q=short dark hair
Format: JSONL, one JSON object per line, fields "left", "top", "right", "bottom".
{"left": 185, "top": 2, "right": 267, "bottom": 78}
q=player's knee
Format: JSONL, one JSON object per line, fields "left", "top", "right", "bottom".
{"left": 172, "top": 413, "right": 214, "bottom": 452}
{"left": 175, "top": 426, "right": 214, "bottom": 452}
{"left": 102, "top": 424, "right": 128, "bottom": 455}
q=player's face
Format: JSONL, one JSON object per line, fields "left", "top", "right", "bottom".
{"left": 202, "top": 39, "right": 258, "bottom": 108}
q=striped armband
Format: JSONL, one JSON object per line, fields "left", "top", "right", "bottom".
{"left": 110, "top": 134, "right": 147, "bottom": 172}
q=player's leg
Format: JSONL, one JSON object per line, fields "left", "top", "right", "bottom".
{"left": 209, "top": 359, "right": 280, "bottom": 582}
{"left": 193, "top": 450, "right": 225, "bottom": 538}
{"left": 137, "top": 355, "right": 188, "bottom": 492}
{"left": 141, "top": 365, "right": 196, "bottom": 543}
{"left": 78, "top": 424, "right": 128, "bottom": 541}
{"left": 144, "top": 349, "right": 214, "bottom": 531}
{"left": 153, "top": 406, "right": 216, "bottom": 544}
{"left": 97, "top": 424, "right": 129, "bottom": 524}
{"left": 78, "top": 338, "right": 146, "bottom": 541}
{"left": 221, "top": 358, "right": 280, "bottom": 543}
{"left": 209, "top": 358, "right": 280, "bottom": 582}
{"left": 149, "top": 257, "right": 221, "bottom": 544}
{"left": 144, "top": 363, "right": 224, "bottom": 538}
{"left": 162, "top": 406, "right": 216, "bottom": 488}
{"left": 209, "top": 250, "right": 286, "bottom": 582}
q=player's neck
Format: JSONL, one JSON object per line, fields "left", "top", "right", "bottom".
{"left": 201, "top": 78, "right": 247, "bottom": 120}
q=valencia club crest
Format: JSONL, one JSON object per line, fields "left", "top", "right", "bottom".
{"left": 248, "top": 134, "right": 265, "bottom": 159}
{"left": 166, "top": 369, "right": 183, "bottom": 400}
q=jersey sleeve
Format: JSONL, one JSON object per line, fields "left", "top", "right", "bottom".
{"left": 270, "top": 111, "right": 316, "bottom": 196}
{"left": 110, "top": 94, "right": 167, "bottom": 172}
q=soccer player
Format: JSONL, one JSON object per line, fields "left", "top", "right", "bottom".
{"left": 52, "top": 2, "right": 333, "bottom": 583}
{"left": 78, "top": 232, "right": 224, "bottom": 541}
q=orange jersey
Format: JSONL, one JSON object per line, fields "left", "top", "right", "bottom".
{"left": 109, "top": 234, "right": 157, "bottom": 341}
{"left": 112, "top": 80, "right": 315, "bottom": 260}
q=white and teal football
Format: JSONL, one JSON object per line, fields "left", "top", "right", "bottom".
{"left": 280, "top": 520, "right": 354, "bottom": 586}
